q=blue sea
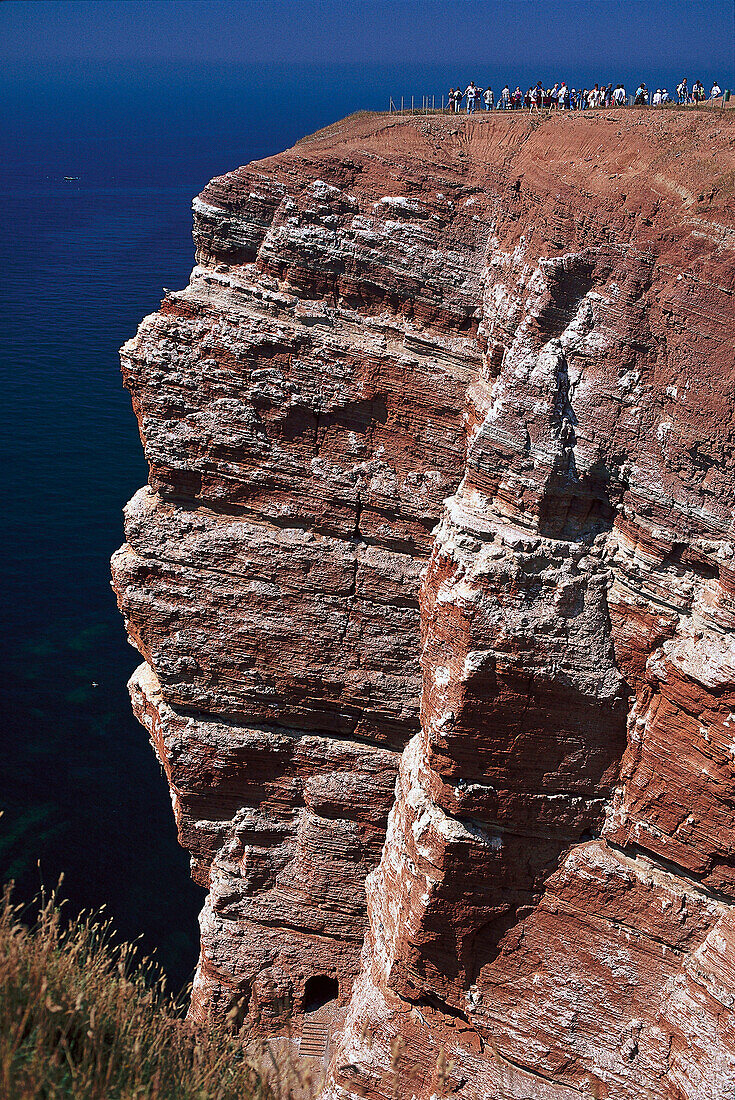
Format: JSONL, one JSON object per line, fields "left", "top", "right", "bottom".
{"left": 1, "top": 59, "right": 718, "bottom": 988}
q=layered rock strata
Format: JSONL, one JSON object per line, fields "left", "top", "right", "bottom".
{"left": 113, "top": 110, "right": 735, "bottom": 1096}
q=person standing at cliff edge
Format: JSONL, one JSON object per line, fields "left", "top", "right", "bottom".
{"left": 483, "top": 86, "right": 494, "bottom": 110}
{"left": 710, "top": 81, "right": 722, "bottom": 100}
{"left": 465, "top": 81, "right": 478, "bottom": 113}
{"left": 613, "top": 83, "right": 626, "bottom": 106}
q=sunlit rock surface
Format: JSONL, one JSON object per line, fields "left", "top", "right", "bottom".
{"left": 113, "top": 109, "right": 735, "bottom": 1098}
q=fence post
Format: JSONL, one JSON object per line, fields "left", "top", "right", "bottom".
{"left": 442, "top": 94, "right": 444, "bottom": 111}
{"left": 411, "top": 95, "right": 414, "bottom": 113}
{"left": 432, "top": 94, "right": 435, "bottom": 111}
{"left": 401, "top": 96, "right": 404, "bottom": 113}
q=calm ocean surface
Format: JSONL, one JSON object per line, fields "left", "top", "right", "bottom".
{"left": 1, "top": 60, "right": 708, "bottom": 988}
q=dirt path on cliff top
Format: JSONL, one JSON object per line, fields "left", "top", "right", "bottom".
{"left": 281, "top": 108, "right": 735, "bottom": 227}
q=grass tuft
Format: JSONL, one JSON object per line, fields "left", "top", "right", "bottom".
{"left": 0, "top": 880, "right": 291, "bottom": 1099}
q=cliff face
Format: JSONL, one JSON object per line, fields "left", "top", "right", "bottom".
{"left": 113, "top": 110, "right": 735, "bottom": 1097}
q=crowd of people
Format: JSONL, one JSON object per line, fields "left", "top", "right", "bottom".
{"left": 446, "top": 78, "right": 725, "bottom": 113}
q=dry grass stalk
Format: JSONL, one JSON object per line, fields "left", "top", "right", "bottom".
{"left": 0, "top": 880, "right": 311, "bottom": 1099}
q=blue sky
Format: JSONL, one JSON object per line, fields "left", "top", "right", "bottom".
{"left": 2, "top": 0, "right": 733, "bottom": 80}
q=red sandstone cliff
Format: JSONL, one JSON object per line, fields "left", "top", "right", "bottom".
{"left": 112, "top": 109, "right": 735, "bottom": 1098}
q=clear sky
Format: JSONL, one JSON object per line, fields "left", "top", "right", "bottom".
{"left": 1, "top": 0, "right": 733, "bottom": 81}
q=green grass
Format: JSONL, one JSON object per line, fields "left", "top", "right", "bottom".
{"left": 0, "top": 880, "right": 296, "bottom": 1100}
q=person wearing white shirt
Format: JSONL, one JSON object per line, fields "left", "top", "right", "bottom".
{"left": 465, "top": 82, "right": 478, "bottom": 113}
{"left": 613, "top": 84, "right": 626, "bottom": 106}
{"left": 710, "top": 83, "right": 722, "bottom": 99}
{"left": 653, "top": 89, "right": 662, "bottom": 106}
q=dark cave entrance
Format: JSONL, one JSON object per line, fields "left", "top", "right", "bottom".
{"left": 303, "top": 975, "right": 339, "bottom": 1013}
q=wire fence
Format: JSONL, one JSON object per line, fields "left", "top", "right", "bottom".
{"left": 388, "top": 95, "right": 442, "bottom": 113}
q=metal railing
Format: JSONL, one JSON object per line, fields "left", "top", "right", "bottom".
{"left": 388, "top": 91, "right": 732, "bottom": 113}
{"left": 389, "top": 95, "right": 444, "bottom": 113}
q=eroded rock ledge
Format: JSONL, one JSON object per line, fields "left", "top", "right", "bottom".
{"left": 112, "top": 110, "right": 735, "bottom": 1098}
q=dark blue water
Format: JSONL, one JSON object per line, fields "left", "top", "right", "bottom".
{"left": 1, "top": 179, "right": 203, "bottom": 986}
{"left": 2, "top": 58, "right": 729, "bottom": 989}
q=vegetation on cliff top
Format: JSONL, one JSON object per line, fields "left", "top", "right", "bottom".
{"left": 0, "top": 881, "right": 294, "bottom": 1100}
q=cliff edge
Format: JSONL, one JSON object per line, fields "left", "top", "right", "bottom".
{"left": 113, "top": 108, "right": 735, "bottom": 1099}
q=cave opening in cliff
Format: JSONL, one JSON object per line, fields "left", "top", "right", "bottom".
{"left": 303, "top": 975, "right": 339, "bottom": 1013}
